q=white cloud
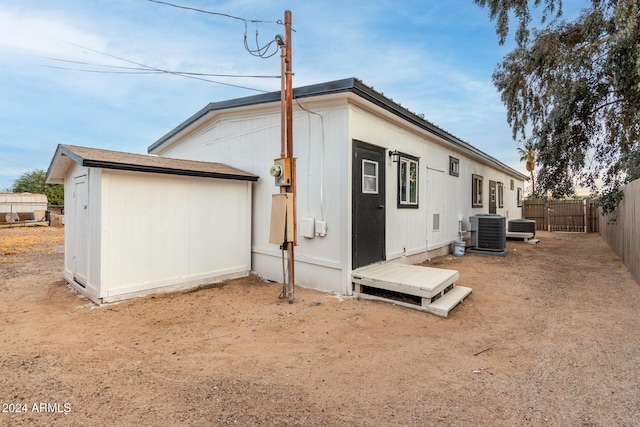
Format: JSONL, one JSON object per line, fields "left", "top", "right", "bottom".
{"left": 0, "top": 8, "right": 107, "bottom": 59}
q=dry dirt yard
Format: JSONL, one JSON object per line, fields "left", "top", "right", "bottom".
{"left": 1, "top": 226, "right": 639, "bottom": 426}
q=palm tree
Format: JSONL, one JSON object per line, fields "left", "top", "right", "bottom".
{"left": 517, "top": 144, "right": 535, "bottom": 196}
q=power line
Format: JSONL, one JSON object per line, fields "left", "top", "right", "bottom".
{"left": 244, "top": 23, "right": 280, "bottom": 58}
{"left": 42, "top": 2, "right": 287, "bottom": 91}
{"left": 42, "top": 65, "right": 158, "bottom": 75}
{"left": 148, "top": 0, "right": 287, "bottom": 59}
{"left": 40, "top": 57, "right": 280, "bottom": 79}
{"left": 54, "top": 40, "right": 272, "bottom": 93}
{"left": 0, "top": 156, "right": 36, "bottom": 169}
{"left": 147, "top": 0, "right": 280, "bottom": 24}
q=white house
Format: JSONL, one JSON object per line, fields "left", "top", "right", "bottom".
{"left": 45, "top": 144, "right": 258, "bottom": 304}
{"left": 148, "top": 77, "right": 528, "bottom": 296}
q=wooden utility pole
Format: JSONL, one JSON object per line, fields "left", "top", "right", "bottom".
{"left": 280, "top": 10, "right": 295, "bottom": 303}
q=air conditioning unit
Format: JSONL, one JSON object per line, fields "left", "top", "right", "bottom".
{"left": 508, "top": 218, "right": 536, "bottom": 235}
{"left": 470, "top": 214, "right": 506, "bottom": 252}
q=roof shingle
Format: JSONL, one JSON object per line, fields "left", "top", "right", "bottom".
{"left": 46, "top": 144, "right": 259, "bottom": 184}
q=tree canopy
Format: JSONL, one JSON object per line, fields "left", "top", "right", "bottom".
{"left": 475, "top": 0, "right": 640, "bottom": 212}
{"left": 10, "top": 169, "right": 64, "bottom": 206}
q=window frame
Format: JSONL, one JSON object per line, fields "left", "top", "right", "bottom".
{"left": 397, "top": 154, "right": 419, "bottom": 208}
{"left": 449, "top": 156, "right": 459, "bottom": 177}
{"left": 517, "top": 187, "right": 523, "bottom": 207}
{"left": 362, "top": 159, "right": 379, "bottom": 194}
{"left": 472, "top": 174, "right": 483, "bottom": 208}
{"left": 498, "top": 181, "right": 504, "bottom": 208}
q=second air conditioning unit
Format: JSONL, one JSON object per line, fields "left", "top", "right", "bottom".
{"left": 508, "top": 218, "right": 536, "bottom": 235}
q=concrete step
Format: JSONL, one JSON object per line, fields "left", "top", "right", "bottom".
{"left": 425, "top": 285, "right": 472, "bottom": 317}
{"left": 352, "top": 263, "right": 459, "bottom": 299}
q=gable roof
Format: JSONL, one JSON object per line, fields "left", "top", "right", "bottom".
{"left": 148, "top": 77, "right": 528, "bottom": 181}
{"left": 45, "top": 144, "right": 259, "bottom": 184}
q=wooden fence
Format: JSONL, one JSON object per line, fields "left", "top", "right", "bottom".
{"left": 599, "top": 179, "right": 640, "bottom": 285}
{"left": 523, "top": 199, "right": 599, "bottom": 232}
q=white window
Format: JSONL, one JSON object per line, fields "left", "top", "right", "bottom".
{"left": 399, "top": 156, "right": 418, "bottom": 207}
{"left": 517, "top": 187, "right": 523, "bottom": 207}
{"left": 449, "top": 156, "right": 459, "bottom": 177}
{"left": 362, "top": 160, "right": 378, "bottom": 194}
{"left": 498, "top": 182, "right": 504, "bottom": 208}
{"left": 472, "top": 174, "right": 483, "bottom": 208}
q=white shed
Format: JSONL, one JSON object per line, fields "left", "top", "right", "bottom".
{"left": 148, "top": 78, "right": 529, "bottom": 297}
{"left": 45, "top": 144, "right": 258, "bottom": 304}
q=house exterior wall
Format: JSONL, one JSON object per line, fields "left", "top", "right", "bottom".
{"left": 348, "top": 101, "right": 524, "bottom": 264}
{"left": 151, "top": 94, "right": 526, "bottom": 295}
{"left": 62, "top": 164, "right": 252, "bottom": 304}
{"left": 151, "top": 100, "right": 351, "bottom": 294}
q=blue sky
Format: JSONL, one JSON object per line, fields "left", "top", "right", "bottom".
{"left": 0, "top": 0, "right": 582, "bottom": 191}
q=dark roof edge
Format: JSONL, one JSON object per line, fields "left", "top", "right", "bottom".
{"left": 48, "top": 144, "right": 258, "bottom": 182}
{"left": 348, "top": 79, "right": 528, "bottom": 180}
{"left": 147, "top": 78, "right": 358, "bottom": 153}
{"left": 148, "top": 77, "right": 527, "bottom": 180}
{"left": 82, "top": 160, "right": 258, "bottom": 181}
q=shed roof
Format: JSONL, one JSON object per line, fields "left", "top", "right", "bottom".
{"left": 45, "top": 144, "right": 259, "bottom": 184}
{"left": 148, "top": 77, "right": 528, "bottom": 181}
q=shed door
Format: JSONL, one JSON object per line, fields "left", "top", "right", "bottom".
{"left": 352, "top": 140, "right": 385, "bottom": 269}
{"left": 489, "top": 180, "right": 497, "bottom": 214}
{"left": 73, "top": 175, "right": 89, "bottom": 287}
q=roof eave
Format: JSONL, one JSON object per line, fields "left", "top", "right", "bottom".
{"left": 147, "top": 78, "right": 359, "bottom": 154}
{"left": 45, "top": 145, "right": 78, "bottom": 184}
{"left": 148, "top": 77, "right": 528, "bottom": 181}
{"left": 46, "top": 144, "right": 259, "bottom": 183}
{"left": 82, "top": 159, "right": 259, "bottom": 182}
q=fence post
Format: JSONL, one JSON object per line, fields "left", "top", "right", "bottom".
{"left": 546, "top": 202, "right": 550, "bottom": 232}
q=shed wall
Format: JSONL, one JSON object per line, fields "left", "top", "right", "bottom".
{"left": 63, "top": 163, "right": 102, "bottom": 298}
{"left": 61, "top": 163, "right": 252, "bottom": 303}
{"left": 98, "top": 169, "right": 252, "bottom": 300}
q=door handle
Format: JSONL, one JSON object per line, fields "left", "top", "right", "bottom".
{"left": 378, "top": 205, "right": 385, "bottom": 209}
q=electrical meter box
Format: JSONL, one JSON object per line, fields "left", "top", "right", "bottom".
{"left": 269, "top": 193, "right": 294, "bottom": 244}
{"left": 269, "top": 158, "right": 292, "bottom": 186}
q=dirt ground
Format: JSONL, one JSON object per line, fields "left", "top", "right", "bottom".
{"left": 1, "top": 226, "right": 639, "bottom": 426}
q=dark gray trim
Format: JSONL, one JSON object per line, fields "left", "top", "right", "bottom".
{"left": 51, "top": 145, "right": 258, "bottom": 182}
{"left": 395, "top": 152, "right": 419, "bottom": 209}
{"left": 472, "top": 174, "right": 484, "bottom": 208}
{"left": 59, "top": 147, "right": 84, "bottom": 166}
{"left": 449, "top": 156, "right": 460, "bottom": 177}
{"left": 149, "top": 77, "right": 528, "bottom": 181}
{"left": 81, "top": 159, "right": 258, "bottom": 181}
{"left": 148, "top": 78, "right": 361, "bottom": 153}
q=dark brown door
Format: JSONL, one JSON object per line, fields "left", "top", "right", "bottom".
{"left": 352, "top": 140, "right": 385, "bottom": 269}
